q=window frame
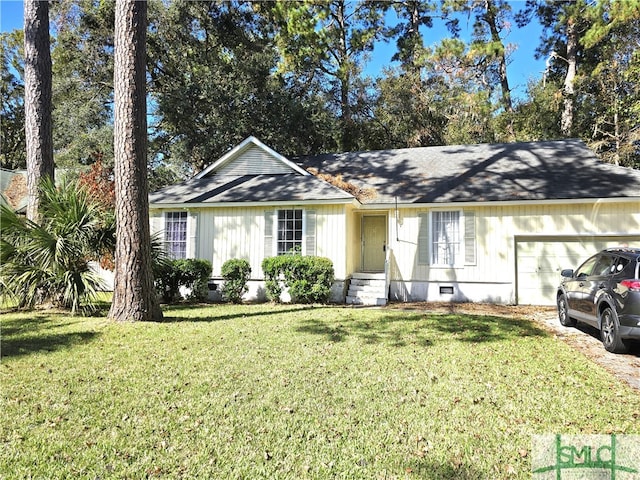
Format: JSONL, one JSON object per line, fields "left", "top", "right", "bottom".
{"left": 265, "top": 208, "right": 315, "bottom": 257}
{"left": 417, "top": 209, "right": 475, "bottom": 267}
{"left": 276, "top": 208, "right": 303, "bottom": 255}
{"left": 430, "top": 210, "right": 462, "bottom": 267}
{"left": 164, "top": 211, "right": 188, "bottom": 260}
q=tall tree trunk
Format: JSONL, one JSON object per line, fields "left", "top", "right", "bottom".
{"left": 109, "top": 0, "right": 163, "bottom": 322}
{"left": 335, "top": 0, "right": 354, "bottom": 152}
{"left": 561, "top": 18, "right": 577, "bottom": 137}
{"left": 482, "top": 0, "right": 514, "bottom": 140}
{"left": 23, "top": 0, "right": 53, "bottom": 223}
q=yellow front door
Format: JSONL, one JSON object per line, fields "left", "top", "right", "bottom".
{"left": 362, "top": 215, "right": 386, "bottom": 272}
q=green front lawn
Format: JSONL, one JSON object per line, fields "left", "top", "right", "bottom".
{"left": 1, "top": 304, "right": 638, "bottom": 479}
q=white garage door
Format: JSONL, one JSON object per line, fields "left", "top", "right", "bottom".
{"left": 516, "top": 236, "right": 639, "bottom": 305}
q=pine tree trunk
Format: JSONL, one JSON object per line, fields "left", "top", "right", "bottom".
{"left": 23, "top": 0, "right": 53, "bottom": 222}
{"left": 109, "top": 0, "right": 163, "bottom": 322}
{"left": 484, "top": 1, "right": 513, "bottom": 114}
{"left": 561, "top": 18, "right": 577, "bottom": 137}
{"left": 483, "top": 0, "right": 515, "bottom": 140}
{"left": 336, "top": 0, "right": 353, "bottom": 153}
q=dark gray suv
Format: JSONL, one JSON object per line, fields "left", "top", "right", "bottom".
{"left": 557, "top": 247, "right": 640, "bottom": 353}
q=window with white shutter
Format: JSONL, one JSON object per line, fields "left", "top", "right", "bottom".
{"left": 305, "top": 210, "right": 317, "bottom": 256}
{"left": 264, "top": 211, "right": 274, "bottom": 258}
{"left": 417, "top": 213, "right": 429, "bottom": 265}
{"left": 418, "top": 210, "right": 476, "bottom": 267}
{"left": 264, "top": 209, "right": 316, "bottom": 256}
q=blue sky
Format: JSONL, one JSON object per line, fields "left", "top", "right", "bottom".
{"left": 1, "top": 0, "right": 545, "bottom": 99}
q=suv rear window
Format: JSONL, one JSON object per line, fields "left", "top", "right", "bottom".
{"left": 592, "top": 254, "right": 616, "bottom": 276}
{"left": 612, "top": 256, "right": 630, "bottom": 274}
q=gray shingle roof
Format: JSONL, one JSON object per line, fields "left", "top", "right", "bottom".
{"left": 297, "top": 139, "right": 640, "bottom": 204}
{"left": 150, "top": 139, "right": 640, "bottom": 206}
{"left": 149, "top": 173, "right": 354, "bottom": 204}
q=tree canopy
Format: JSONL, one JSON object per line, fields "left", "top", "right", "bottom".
{"left": 2, "top": 0, "right": 638, "bottom": 182}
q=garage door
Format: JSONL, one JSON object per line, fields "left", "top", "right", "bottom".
{"left": 515, "top": 236, "right": 639, "bottom": 305}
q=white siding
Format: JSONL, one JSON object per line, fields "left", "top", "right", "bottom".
{"left": 386, "top": 201, "right": 640, "bottom": 304}
{"left": 216, "top": 145, "right": 294, "bottom": 175}
{"left": 152, "top": 204, "right": 348, "bottom": 281}
{"left": 515, "top": 236, "right": 637, "bottom": 305}
{"left": 151, "top": 199, "right": 639, "bottom": 304}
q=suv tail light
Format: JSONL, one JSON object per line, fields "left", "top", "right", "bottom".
{"left": 621, "top": 280, "right": 640, "bottom": 291}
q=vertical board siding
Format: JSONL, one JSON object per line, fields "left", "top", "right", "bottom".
{"left": 345, "top": 205, "right": 360, "bottom": 275}
{"left": 386, "top": 201, "right": 640, "bottom": 285}
{"left": 313, "top": 205, "right": 346, "bottom": 278}
{"left": 150, "top": 200, "right": 638, "bottom": 293}
{"left": 217, "top": 145, "right": 293, "bottom": 175}
{"left": 151, "top": 204, "right": 347, "bottom": 279}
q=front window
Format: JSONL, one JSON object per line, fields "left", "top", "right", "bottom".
{"left": 592, "top": 254, "right": 616, "bottom": 276}
{"left": 277, "top": 209, "right": 302, "bottom": 255}
{"left": 165, "top": 211, "right": 187, "bottom": 259}
{"left": 575, "top": 255, "right": 598, "bottom": 278}
{"left": 432, "top": 211, "right": 460, "bottom": 265}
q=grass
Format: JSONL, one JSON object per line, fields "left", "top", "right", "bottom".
{"left": 1, "top": 303, "right": 639, "bottom": 479}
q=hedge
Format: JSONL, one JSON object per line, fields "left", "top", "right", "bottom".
{"left": 221, "top": 258, "right": 251, "bottom": 303}
{"left": 262, "top": 255, "right": 334, "bottom": 304}
{"left": 154, "top": 258, "right": 212, "bottom": 303}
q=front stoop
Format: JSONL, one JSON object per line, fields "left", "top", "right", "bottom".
{"left": 346, "top": 272, "right": 387, "bottom": 306}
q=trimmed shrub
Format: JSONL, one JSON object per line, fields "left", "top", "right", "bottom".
{"left": 262, "top": 256, "right": 286, "bottom": 302}
{"left": 154, "top": 258, "right": 212, "bottom": 303}
{"left": 262, "top": 255, "right": 334, "bottom": 304}
{"left": 221, "top": 258, "right": 251, "bottom": 303}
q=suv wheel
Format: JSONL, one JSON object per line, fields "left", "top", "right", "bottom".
{"left": 557, "top": 294, "right": 576, "bottom": 327}
{"left": 600, "top": 307, "right": 629, "bottom": 354}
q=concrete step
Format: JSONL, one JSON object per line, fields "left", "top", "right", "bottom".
{"left": 350, "top": 278, "right": 386, "bottom": 287}
{"left": 347, "top": 272, "right": 387, "bottom": 306}
{"left": 352, "top": 272, "right": 385, "bottom": 281}
{"left": 346, "top": 295, "right": 387, "bottom": 306}
{"left": 348, "top": 285, "right": 386, "bottom": 295}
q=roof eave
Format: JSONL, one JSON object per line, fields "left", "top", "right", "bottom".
{"left": 360, "top": 196, "right": 640, "bottom": 209}
{"left": 150, "top": 198, "right": 359, "bottom": 209}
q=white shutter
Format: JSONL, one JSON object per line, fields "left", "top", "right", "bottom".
{"left": 150, "top": 211, "right": 163, "bottom": 236}
{"left": 187, "top": 211, "right": 198, "bottom": 258}
{"left": 305, "top": 210, "right": 316, "bottom": 256}
{"left": 264, "top": 211, "right": 274, "bottom": 258}
{"left": 417, "top": 213, "right": 429, "bottom": 264}
{"left": 464, "top": 210, "right": 476, "bottom": 265}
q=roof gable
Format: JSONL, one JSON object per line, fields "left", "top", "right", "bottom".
{"left": 195, "top": 136, "right": 308, "bottom": 179}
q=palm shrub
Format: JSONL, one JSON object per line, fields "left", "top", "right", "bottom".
{"left": 221, "top": 258, "right": 251, "bottom": 303}
{"left": 0, "top": 178, "right": 115, "bottom": 313}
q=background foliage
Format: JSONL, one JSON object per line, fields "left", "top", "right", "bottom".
{"left": 1, "top": 0, "right": 638, "bottom": 180}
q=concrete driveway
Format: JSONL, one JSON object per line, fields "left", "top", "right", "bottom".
{"left": 535, "top": 313, "right": 640, "bottom": 391}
